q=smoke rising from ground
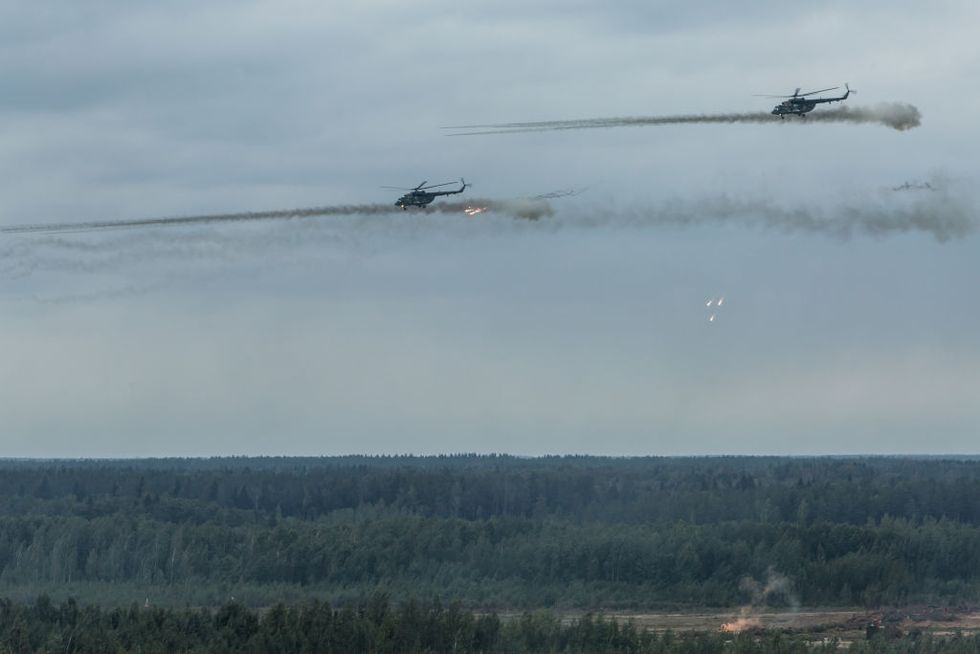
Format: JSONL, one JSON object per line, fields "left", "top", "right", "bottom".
{"left": 741, "top": 570, "right": 800, "bottom": 611}
{"left": 446, "top": 103, "right": 922, "bottom": 135}
{"left": 722, "top": 569, "right": 799, "bottom": 633}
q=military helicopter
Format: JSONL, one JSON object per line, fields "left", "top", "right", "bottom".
{"left": 892, "top": 180, "right": 936, "bottom": 192}
{"left": 383, "top": 179, "right": 469, "bottom": 210}
{"left": 757, "top": 84, "right": 855, "bottom": 118}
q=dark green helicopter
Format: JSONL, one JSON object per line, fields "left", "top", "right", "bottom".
{"left": 383, "top": 179, "right": 469, "bottom": 210}
{"left": 757, "top": 84, "right": 855, "bottom": 118}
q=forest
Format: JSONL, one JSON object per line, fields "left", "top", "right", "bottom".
{"left": 0, "top": 456, "right": 979, "bottom": 608}
{"left": 3, "top": 595, "right": 980, "bottom": 654}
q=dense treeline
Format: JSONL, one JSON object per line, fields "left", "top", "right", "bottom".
{"left": 2, "top": 514, "right": 979, "bottom": 607}
{"left": 3, "top": 456, "right": 979, "bottom": 526}
{"left": 1, "top": 456, "right": 979, "bottom": 608}
{"left": 2, "top": 595, "right": 979, "bottom": 654}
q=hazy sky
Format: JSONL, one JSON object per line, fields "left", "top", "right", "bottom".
{"left": 1, "top": 1, "right": 978, "bottom": 456}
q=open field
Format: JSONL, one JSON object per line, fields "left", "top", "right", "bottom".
{"left": 540, "top": 607, "right": 980, "bottom": 641}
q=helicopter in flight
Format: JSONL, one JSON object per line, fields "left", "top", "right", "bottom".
{"left": 757, "top": 84, "right": 855, "bottom": 118}
{"left": 383, "top": 179, "right": 470, "bottom": 209}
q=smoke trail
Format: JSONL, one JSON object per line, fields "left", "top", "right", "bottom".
{"left": 2, "top": 185, "right": 969, "bottom": 296}
{"left": 31, "top": 282, "right": 172, "bottom": 305}
{"left": 0, "top": 197, "right": 556, "bottom": 292}
{"left": 0, "top": 205, "right": 383, "bottom": 234}
{"left": 0, "top": 198, "right": 552, "bottom": 235}
{"left": 446, "top": 103, "right": 921, "bottom": 135}
{"left": 2, "top": 189, "right": 967, "bottom": 246}
{"left": 531, "top": 188, "right": 588, "bottom": 200}
{"left": 569, "top": 191, "right": 974, "bottom": 242}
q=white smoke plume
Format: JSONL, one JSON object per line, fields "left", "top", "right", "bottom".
{"left": 721, "top": 569, "right": 799, "bottom": 633}
{"left": 446, "top": 103, "right": 922, "bottom": 135}
{"left": 741, "top": 569, "right": 800, "bottom": 610}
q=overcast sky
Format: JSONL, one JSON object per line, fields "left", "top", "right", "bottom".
{"left": 1, "top": 1, "right": 978, "bottom": 457}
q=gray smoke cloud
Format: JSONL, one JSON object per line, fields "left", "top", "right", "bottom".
{"left": 740, "top": 569, "right": 800, "bottom": 610}
{"left": 566, "top": 190, "right": 974, "bottom": 242}
{"left": 446, "top": 103, "right": 922, "bottom": 135}
{"left": 436, "top": 197, "right": 554, "bottom": 221}
{"left": 721, "top": 569, "right": 800, "bottom": 633}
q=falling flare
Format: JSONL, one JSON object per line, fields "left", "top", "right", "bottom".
{"left": 706, "top": 295, "right": 725, "bottom": 324}
{"left": 464, "top": 206, "right": 487, "bottom": 217}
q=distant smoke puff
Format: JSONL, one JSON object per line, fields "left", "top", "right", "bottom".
{"left": 840, "top": 103, "right": 921, "bottom": 131}
{"left": 496, "top": 199, "right": 554, "bottom": 221}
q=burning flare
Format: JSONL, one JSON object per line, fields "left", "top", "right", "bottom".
{"left": 721, "top": 616, "right": 759, "bottom": 633}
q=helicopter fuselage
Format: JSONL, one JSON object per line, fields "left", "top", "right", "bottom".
{"left": 770, "top": 87, "right": 851, "bottom": 117}
{"left": 394, "top": 181, "right": 468, "bottom": 209}
{"left": 395, "top": 191, "right": 438, "bottom": 209}
{"left": 771, "top": 100, "right": 818, "bottom": 116}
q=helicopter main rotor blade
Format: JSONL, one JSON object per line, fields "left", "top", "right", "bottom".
{"left": 381, "top": 186, "right": 415, "bottom": 190}
{"left": 418, "top": 181, "right": 459, "bottom": 190}
{"left": 798, "top": 86, "right": 840, "bottom": 96}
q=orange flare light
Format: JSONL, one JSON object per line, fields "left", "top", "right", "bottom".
{"left": 720, "top": 617, "right": 759, "bottom": 633}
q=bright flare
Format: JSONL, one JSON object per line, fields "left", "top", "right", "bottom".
{"left": 720, "top": 617, "right": 759, "bottom": 633}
